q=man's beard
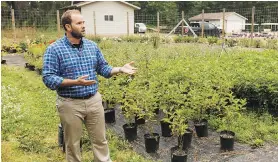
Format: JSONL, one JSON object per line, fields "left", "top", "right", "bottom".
{"left": 71, "top": 30, "right": 84, "bottom": 39}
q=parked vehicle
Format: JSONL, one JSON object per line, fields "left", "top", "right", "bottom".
{"left": 135, "top": 23, "right": 147, "bottom": 33}
{"left": 177, "top": 22, "right": 221, "bottom": 37}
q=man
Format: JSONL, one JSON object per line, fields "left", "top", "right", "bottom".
{"left": 42, "top": 9, "right": 136, "bottom": 162}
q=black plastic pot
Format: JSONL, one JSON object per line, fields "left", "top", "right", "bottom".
{"left": 135, "top": 115, "right": 145, "bottom": 125}
{"left": 123, "top": 123, "right": 137, "bottom": 142}
{"left": 178, "top": 128, "right": 193, "bottom": 150}
{"left": 171, "top": 146, "right": 188, "bottom": 162}
{"left": 1, "top": 59, "right": 7, "bottom": 64}
{"left": 104, "top": 108, "right": 115, "bottom": 123}
{"left": 144, "top": 133, "right": 160, "bottom": 153}
{"left": 160, "top": 120, "right": 172, "bottom": 137}
{"left": 28, "top": 65, "right": 35, "bottom": 71}
{"left": 36, "top": 68, "right": 42, "bottom": 75}
{"left": 154, "top": 108, "right": 160, "bottom": 114}
{"left": 246, "top": 98, "right": 260, "bottom": 112}
{"left": 25, "top": 63, "right": 29, "bottom": 68}
{"left": 9, "top": 49, "right": 17, "bottom": 53}
{"left": 194, "top": 119, "right": 208, "bottom": 137}
{"left": 220, "top": 130, "right": 235, "bottom": 151}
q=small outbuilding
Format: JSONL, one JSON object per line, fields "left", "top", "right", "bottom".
{"left": 61, "top": 1, "right": 141, "bottom": 36}
{"left": 189, "top": 12, "right": 248, "bottom": 33}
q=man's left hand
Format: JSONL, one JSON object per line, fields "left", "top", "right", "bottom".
{"left": 120, "top": 61, "right": 137, "bottom": 75}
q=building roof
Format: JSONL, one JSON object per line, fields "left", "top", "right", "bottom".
{"left": 60, "top": 1, "right": 141, "bottom": 10}
{"left": 189, "top": 12, "right": 248, "bottom": 21}
{"left": 261, "top": 23, "right": 278, "bottom": 25}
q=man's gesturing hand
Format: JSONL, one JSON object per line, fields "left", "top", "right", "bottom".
{"left": 76, "top": 75, "right": 96, "bottom": 86}
{"left": 120, "top": 61, "right": 137, "bottom": 75}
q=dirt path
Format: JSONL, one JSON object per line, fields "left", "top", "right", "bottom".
{"left": 106, "top": 106, "right": 278, "bottom": 162}
{"left": 2, "top": 53, "right": 26, "bottom": 67}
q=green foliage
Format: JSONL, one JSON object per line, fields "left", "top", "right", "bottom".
{"left": 121, "top": 35, "right": 142, "bottom": 43}
{"left": 98, "top": 41, "right": 278, "bottom": 146}
{"left": 197, "top": 37, "right": 208, "bottom": 44}
{"left": 151, "top": 34, "right": 160, "bottom": 49}
{"left": 209, "top": 113, "right": 278, "bottom": 146}
{"left": 226, "top": 38, "right": 238, "bottom": 47}
{"left": 99, "top": 40, "right": 114, "bottom": 50}
{"left": 173, "top": 36, "right": 183, "bottom": 43}
{"left": 266, "top": 39, "right": 278, "bottom": 50}
{"left": 1, "top": 42, "right": 25, "bottom": 53}
{"left": 207, "top": 36, "right": 218, "bottom": 45}
{"left": 239, "top": 38, "right": 251, "bottom": 47}
{"left": 87, "top": 35, "right": 102, "bottom": 43}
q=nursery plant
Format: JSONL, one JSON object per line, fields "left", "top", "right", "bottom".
{"left": 118, "top": 75, "right": 141, "bottom": 141}
{"left": 218, "top": 92, "right": 246, "bottom": 151}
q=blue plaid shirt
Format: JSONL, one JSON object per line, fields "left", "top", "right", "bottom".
{"left": 42, "top": 36, "right": 113, "bottom": 97}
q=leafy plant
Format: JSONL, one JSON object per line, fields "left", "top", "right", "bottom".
{"left": 207, "top": 36, "right": 218, "bottom": 45}
{"left": 118, "top": 75, "right": 141, "bottom": 125}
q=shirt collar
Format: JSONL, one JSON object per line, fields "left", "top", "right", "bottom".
{"left": 63, "top": 34, "right": 84, "bottom": 48}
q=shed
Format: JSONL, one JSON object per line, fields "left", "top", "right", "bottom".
{"left": 61, "top": 1, "right": 141, "bottom": 36}
{"left": 189, "top": 12, "right": 248, "bottom": 33}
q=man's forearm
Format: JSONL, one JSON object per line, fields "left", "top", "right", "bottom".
{"left": 110, "top": 67, "right": 122, "bottom": 76}
{"left": 60, "top": 79, "right": 79, "bottom": 87}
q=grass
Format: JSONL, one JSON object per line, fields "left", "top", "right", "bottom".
{"left": 209, "top": 113, "right": 278, "bottom": 147}
{"left": 1, "top": 66, "right": 153, "bottom": 162}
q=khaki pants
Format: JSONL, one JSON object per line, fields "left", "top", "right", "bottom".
{"left": 56, "top": 92, "right": 112, "bottom": 162}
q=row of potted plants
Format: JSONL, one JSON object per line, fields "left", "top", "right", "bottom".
{"left": 86, "top": 34, "right": 278, "bottom": 49}
{"left": 101, "top": 74, "right": 246, "bottom": 159}
{"left": 95, "top": 41, "right": 277, "bottom": 161}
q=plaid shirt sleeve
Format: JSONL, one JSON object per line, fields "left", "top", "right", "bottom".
{"left": 95, "top": 47, "right": 113, "bottom": 78}
{"left": 42, "top": 45, "right": 64, "bottom": 90}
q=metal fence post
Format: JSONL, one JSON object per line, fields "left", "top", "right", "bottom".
{"left": 202, "top": 9, "right": 204, "bottom": 38}
{"left": 11, "top": 9, "right": 16, "bottom": 39}
{"left": 127, "top": 12, "right": 129, "bottom": 36}
{"left": 222, "top": 8, "right": 225, "bottom": 38}
{"left": 157, "top": 12, "right": 160, "bottom": 33}
{"left": 251, "top": 6, "right": 255, "bottom": 43}
{"left": 57, "top": 10, "right": 60, "bottom": 33}
{"left": 182, "top": 11, "right": 184, "bottom": 36}
{"left": 93, "top": 11, "right": 96, "bottom": 37}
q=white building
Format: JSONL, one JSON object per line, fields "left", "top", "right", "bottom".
{"left": 61, "top": 1, "right": 141, "bottom": 36}
{"left": 189, "top": 12, "right": 248, "bottom": 33}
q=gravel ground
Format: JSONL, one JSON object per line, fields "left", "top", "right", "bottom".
{"left": 106, "top": 105, "right": 278, "bottom": 162}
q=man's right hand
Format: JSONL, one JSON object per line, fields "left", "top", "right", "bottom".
{"left": 76, "top": 75, "right": 96, "bottom": 86}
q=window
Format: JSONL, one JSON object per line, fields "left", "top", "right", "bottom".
{"left": 104, "top": 15, "right": 113, "bottom": 21}
{"left": 190, "top": 23, "right": 200, "bottom": 27}
{"left": 204, "top": 23, "right": 210, "bottom": 29}
{"left": 109, "top": 15, "right": 113, "bottom": 21}
{"left": 208, "top": 24, "right": 215, "bottom": 29}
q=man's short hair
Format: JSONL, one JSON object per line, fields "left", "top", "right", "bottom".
{"left": 61, "top": 10, "right": 81, "bottom": 31}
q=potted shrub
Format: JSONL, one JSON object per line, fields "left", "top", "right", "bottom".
{"left": 101, "top": 77, "right": 122, "bottom": 123}
{"left": 187, "top": 87, "right": 212, "bottom": 137}
{"left": 168, "top": 107, "right": 194, "bottom": 162}
{"left": 135, "top": 79, "right": 160, "bottom": 153}
{"left": 219, "top": 93, "right": 245, "bottom": 151}
{"left": 34, "top": 58, "right": 43, "bottom": 75}
{"left": 119, "top": 76, "right": 141, "bottom": 142}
